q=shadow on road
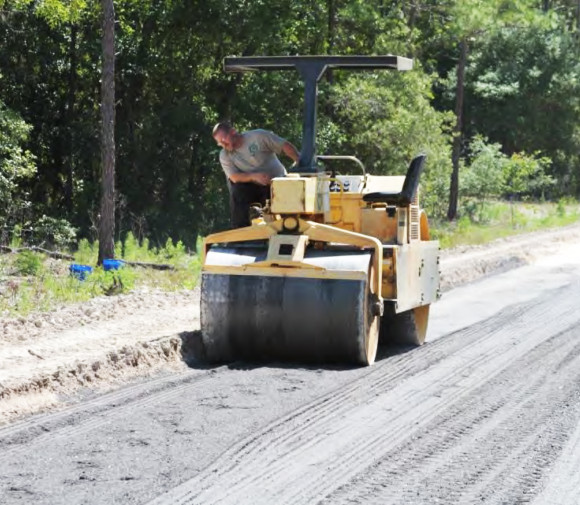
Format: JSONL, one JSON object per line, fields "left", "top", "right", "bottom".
{"left": 178, "top": 330, "right": 422, "bottom": 372}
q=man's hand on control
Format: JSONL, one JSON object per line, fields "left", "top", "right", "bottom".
{"left": 252, "top": 173, "right": 272, "bottom": 186}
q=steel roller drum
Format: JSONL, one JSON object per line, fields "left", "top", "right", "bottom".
{"left": 201, "top": 246, "right": 379, "bottom": 365}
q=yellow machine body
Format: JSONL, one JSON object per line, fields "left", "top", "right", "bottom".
{"left": 204, "top": 173, "right": 440, "bottom": 306}
{"left": 202, "top": 167, "right": 440, "bottom": 365}
{"left": 270, "top": 175, "right": 330, "bottom": 214}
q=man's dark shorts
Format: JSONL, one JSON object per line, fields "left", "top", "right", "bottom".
{"left": 228, "top": 181, "right": 270, "bottom": 228}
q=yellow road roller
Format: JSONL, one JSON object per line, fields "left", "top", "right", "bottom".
{"left": 201, "top": 56, "right": 440, "bottom": 366}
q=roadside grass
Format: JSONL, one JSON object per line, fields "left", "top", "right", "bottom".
{"left": 0, "top": 233, "right": 202, "bottom": 316}
{"left": 1, "top": 200, "right": 578, "bottom": 317}
{"left": 431, "top": 199, "right": 580, "bottom": 249}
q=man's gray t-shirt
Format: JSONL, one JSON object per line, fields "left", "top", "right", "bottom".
{"left": 219, "top": 129, "right": 287, "bottom": 179}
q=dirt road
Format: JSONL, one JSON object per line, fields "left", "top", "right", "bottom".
{"left": 1, "top": 228, "right": 580, "bottom": 504}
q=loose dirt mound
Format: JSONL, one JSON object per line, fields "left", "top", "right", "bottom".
{"left": 440, "top": 224, "right": 580, "bottom": 290}
{"left": 0, "top": 288, "right": 201, "bottom": 423}
{"left": 1, "top": 223, "right": 580, "bottom": 424}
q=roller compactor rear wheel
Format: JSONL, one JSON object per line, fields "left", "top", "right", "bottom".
{"left": 201, "top": 246, "right": 380, "bottom": 366}
{"left": 380, "top": 304, "right": 430, "bottom": 346}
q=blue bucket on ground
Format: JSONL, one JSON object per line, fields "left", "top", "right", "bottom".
{"left": 70, "top": 264, "right": 93, "bottom": 281}
{"left": 103, "top": 258, "right": 124, "bottom": 271}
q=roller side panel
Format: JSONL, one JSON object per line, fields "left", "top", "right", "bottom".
{"left": 392, "top": 241, "right": 439, "bottom": 313}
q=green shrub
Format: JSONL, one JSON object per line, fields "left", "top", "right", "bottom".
{"left": 503, "top": 153, "right": 554, "bottom": 200}
{"left": 122, "top": 231, "right": 157, "bottom": 262}
{"left": 74, "top": 238, "right": 98, "bottom": 265}
{"left": 556, "top": 198, "right": 566, "bottom": 217}
{"left": 10, "top": 224, "right": 23, "bottom": 248}
{"left": 33, "top": 216, "right": 77, "bottom": 249}
{"left": 15, "top": 251, "right": 43, "bottom": 275}
{"left": 460, "top": 137, "right": 506, "bottom": 221}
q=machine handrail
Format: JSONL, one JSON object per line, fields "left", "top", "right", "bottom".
{"left": 316, "top": 155, "right": 366, "bottom": 175}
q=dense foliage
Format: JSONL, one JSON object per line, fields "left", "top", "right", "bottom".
{"left": 0, "top": 0, "right": 579, "bottom": 249}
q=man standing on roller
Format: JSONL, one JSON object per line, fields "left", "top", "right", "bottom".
{"left": 212, "top": 122, "right": 300, "bottom": 228}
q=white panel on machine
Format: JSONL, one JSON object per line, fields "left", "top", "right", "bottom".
{"left": 329, "top": 175, "right": 365, "bottom": 193}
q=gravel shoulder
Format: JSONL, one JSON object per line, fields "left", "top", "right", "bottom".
{"left": 2, "top": 223, "right": 580, "bottom": 424}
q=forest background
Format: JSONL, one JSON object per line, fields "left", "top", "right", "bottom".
{"left": 1, "top": 0, "right": 579, "bottom": 252}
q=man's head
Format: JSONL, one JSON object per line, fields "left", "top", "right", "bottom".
{"left": 212, "top": 122, "right": 237, "bottom": 151}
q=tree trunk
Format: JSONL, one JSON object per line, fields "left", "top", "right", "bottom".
{"left": 98, "top": 0, "right": 116, "bottom": 265}
{"left": 327, "top": 0, "right": 336, "bottom": 51}
{"left": 407, "top": 1, "right": 417, "bottom": 32}
{"left": 447, "top": 38, "right": 468, "bottom": 221}
{"left": 64, "top": 23, "right": 77, "bottom": 215}
{"left": 326, "top": 0, "right": 337, "bottom": 82}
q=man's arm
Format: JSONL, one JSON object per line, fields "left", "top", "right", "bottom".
{"left": 231, "top": 140, "right": 297, "bottom": 184}
{"left": 282, "top": 141, "right": 300, "bottom": 163}
{"left": 228, "top": 172, "right": 271, "bottom": 186}
{"left": 220, "top": 150, "right": 269, "bottom": 185}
